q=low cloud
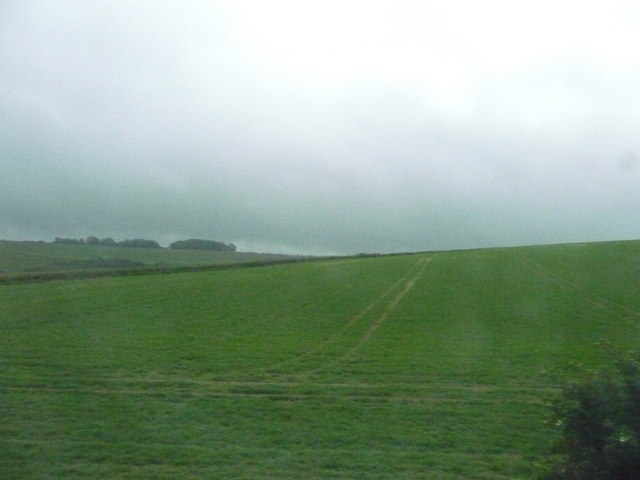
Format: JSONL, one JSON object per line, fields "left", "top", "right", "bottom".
{"left": 2, "top": 1, "right": 639, "bottom": 254}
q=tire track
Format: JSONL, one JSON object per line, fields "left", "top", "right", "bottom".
{"left": 301, "top": 258, "right": 429, "bottom": 376}
{"left": 512, "top": 252, "right": 640, "bottom": 329}
{"left": 2, "top": 376, "right": 550, "bottom": 403}
{"left": 255, "top": 257, "right": 429, "bottom": 375}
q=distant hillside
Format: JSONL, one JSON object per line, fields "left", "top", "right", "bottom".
{"left": 0, "top": 240, "right": 300, "bottom": 277}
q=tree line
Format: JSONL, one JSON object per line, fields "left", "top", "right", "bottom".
{"left": 168, "top": 239, "right": 236, "bottom": 252}
{"left": 53, "top": 237, "right": 236, "bottom": 251}
{"left": 54, "top": 237, "right": 161, "bottom": 248}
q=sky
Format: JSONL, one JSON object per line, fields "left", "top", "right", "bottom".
{"left": 2, "top": 0, "right": 640, "bottom": 254}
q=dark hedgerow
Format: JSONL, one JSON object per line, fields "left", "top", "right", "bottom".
{"left": 538, "top": 345, "right": 640, "bottom": 480}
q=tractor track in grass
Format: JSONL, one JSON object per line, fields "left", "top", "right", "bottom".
{"left": 0, "top": 437, "right": 535, "bottom": 467}
{"left": 512, "top": 253, "right": 640, "bottom": 329}
{"left": 3, "top": 374, "right": 557, "bottom": 392}
{"left": 250, "top": 257, "right": 430, "bottom": 376}
{"left": 343, "top": 260, "right": 428, "bottom": 348}
{"left": 1, "top": 379, "right": 552, "bottom": 403}
{"left": 2, "top": 258, "right": 441, "bottom": 401}
{"left": 297, "top": 258, "right": 429, "bottom": 377}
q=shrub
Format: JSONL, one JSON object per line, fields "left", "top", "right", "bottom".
{"left": 538, "top": 347, "right": 640, "bottom": 479}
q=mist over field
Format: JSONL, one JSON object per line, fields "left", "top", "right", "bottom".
{"left": 2, "top": 1, "right": 639, "bottom": 254}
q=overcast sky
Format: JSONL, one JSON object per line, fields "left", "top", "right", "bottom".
{"left": 2, "top": 1, "right": 639, "bottom": 254}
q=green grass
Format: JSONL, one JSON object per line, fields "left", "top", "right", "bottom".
{"left": 1, "top": 241, "right": 640, "bottom": 479}
{"left": 0, "top": 240, "right": 297, "bottom": 275}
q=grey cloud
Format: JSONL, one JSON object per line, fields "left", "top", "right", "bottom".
{"left": 2, "top": 1, "right": 639, "bottom": 254}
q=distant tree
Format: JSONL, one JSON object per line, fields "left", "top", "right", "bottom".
{"left": 85, "top": 236, "right": 100, "bottom": 245}
{"left": 99, "top": 237, "right": 117, "bottom": 247}
{"left": 53, "top": 236, "right": 160, "bottom": 248}
{"left": 118, "top": 239, "right": 161, "bottom": 249}
{"left": 538, "top": 345, "right": 640, "bottom": 479}
{"left": 169, "top": 239, "right": 236, "bottom": 252}
{"left": 54, "top": 237, "right": 82, "bottom": 245}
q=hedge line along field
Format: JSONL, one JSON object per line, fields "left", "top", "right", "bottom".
{"left": 2, "top": 241, "right": 640, "bottom": 479}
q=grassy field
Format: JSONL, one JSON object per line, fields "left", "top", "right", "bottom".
{"left": 1, "top": 241, "right": 640, "bottom": 479}
{"left": 0, "top": 240, "right": 300, "bottom": 278}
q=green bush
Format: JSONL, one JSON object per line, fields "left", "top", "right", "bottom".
{"left": 539, "top": 348, "right": 640, "bottom": 479}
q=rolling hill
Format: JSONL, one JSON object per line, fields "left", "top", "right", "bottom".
{"left": 1, "top": 240, "right": 639, "bottom": 479}
{"left": 0, "top": 240, "right": 303, "bottom": 281}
